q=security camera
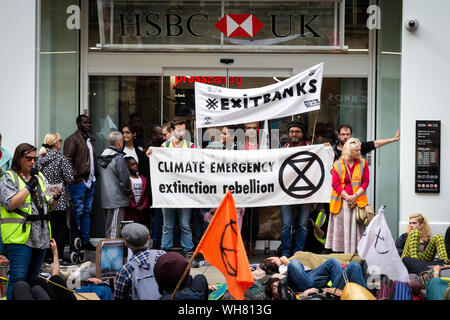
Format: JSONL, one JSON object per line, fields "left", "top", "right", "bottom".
{"left": 405, "top": 18, "right": 419, "bottom": 32}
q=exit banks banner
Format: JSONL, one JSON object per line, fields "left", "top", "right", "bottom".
{"left": 195, "top": 63, "right": 323, "bottom": 128}
{"left": 150, "top": 144, "right": 333, "bottom": 208}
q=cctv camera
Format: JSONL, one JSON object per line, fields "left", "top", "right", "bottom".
{"left": 405, "top": 18, "right": 419, "bottom": 32}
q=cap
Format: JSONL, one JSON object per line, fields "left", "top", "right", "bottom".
{"left": 154, "top": 251, "right": 189, "bottom": 291}
{"left": 287, "top": 121, "right": 306, "bottom": 133}
{"left": 121, "top": 223, "right": 149, "bottom": 248}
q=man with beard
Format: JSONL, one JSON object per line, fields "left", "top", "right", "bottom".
{"left": 333, "top": 125, "right": 400, "bottom": 161}
{"left": 146, "top": 120, "right": 194, "bottom": 255}
{"left": 279, "top": 122, "right": 312, "bottom": 257}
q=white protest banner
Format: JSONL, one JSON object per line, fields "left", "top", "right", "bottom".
{"left": 357, "top": 206, "right": 410, "bottom": 283}
{"left": 195, "top": 63, "right": 324, "bottom": 128}
{"left": 150, "top": 144, "right": 334, "bottom": 208}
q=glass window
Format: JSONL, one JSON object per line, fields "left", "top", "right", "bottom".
{"left": 89, "top": 76, "right": 161, "bottom": 152}
{"left": 39, "top": 0, "right": 80, "bottom": 143}
{"left": 89, "top": 0, "right": 368, "bottom": 52}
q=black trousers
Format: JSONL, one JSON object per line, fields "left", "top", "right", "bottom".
{"left": 47, "top": 210, "right": 69, "bottom": 259}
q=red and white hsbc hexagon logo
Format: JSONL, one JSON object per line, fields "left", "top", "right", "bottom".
{"left": 215, "top": 14, "right": 264, "bottom": 37}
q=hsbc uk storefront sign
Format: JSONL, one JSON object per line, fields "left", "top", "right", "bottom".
{"left": 95, "top": 1, "right": 342, "bottom": 49}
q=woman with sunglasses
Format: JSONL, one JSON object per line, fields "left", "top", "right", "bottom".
{"left": 0, "top": 143, "right": 60, "bottom": 300}
{"left": 326, "top": 137, "right": 370, "bottom": 254}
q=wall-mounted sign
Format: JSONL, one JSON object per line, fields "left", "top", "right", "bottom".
{"left": 93, "top": 0, "right": 346, "bottom": 50}
{"left": 415, "top": 120, "right": 440, "bottom": 193}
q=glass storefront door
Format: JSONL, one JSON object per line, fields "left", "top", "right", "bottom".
{"left": 88, "top": 71, "right": 368, "bottom": 240}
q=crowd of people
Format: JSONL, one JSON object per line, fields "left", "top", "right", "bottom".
{"left": 1, "top": 112, "right": 449, "bottom": 301}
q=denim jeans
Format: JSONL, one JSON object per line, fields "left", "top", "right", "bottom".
{"left": 161, "top": 208, "right": 194, "bottom": 253}
{"left": 280, "top": 203, "right": 311, "bottom": 256}
{"left": 5, "top": 244, "right": 47, "bottom": 300}
{"left": 68, "top": 181, "right": 96, "bottom": 245}
{"left": 193, "top": 209, "right": 208, "bottom": 245}
{"left": 287, "top": 258, "right": 366, "bottom": 291}
{"left": 151, "top": 208, "right": 163, "bottom": 249}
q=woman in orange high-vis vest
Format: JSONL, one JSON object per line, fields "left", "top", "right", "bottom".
{"left": 325, "top": 138, "right": 370, "bottom": 254}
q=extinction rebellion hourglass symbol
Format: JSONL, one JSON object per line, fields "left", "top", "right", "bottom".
{"left": 278, "top": 151, "right": 325, "bottom": 199}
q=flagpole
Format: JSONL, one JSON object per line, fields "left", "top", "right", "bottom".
{"left": 169, "top": 252, "right": 198, "bottom": 300}
{"left": 311, "top": 110, "right": 319, "bottom": 144}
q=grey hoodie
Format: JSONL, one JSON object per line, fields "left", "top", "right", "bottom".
{"left": 98, "top": 146, "right": 131, "bottom": 209}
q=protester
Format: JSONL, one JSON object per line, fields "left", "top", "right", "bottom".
{"left": 36, "top": 132, "right": 74, "bottom": 264}
{"left": 260, "top": 256, "right": 366, "bottom": 294}
{"left": 114, "top": 223, "right": 166, "bottom": 300}
{"left": 121, "top": 123, "right": 147, "bottom": 177}
{"left": 98, "top": 131, "right": 132, "bottom": 238}
{"left": 161, "top": 121, "right": 174, "bottom": 142}
{"left": 326, "top": 138, "right": 370, "bottom": 254}
{"left": 63, "top": 114, "right": 97, "bottom": 251}
{"left": 124, "top": 156, "right": 149, "bottom": 225}
{"left": 146, "top": 124, "right": 166, "bottom": 249}
{"left": 397, "top": 213, "right": 449, "bottom": 263}
{"left": 146, "top": 120, "right": 195, "bottom": 256}
{"left": 240, "top": 122, "right": 260, "bottom": 256}
{"left": 279, "top": 122, "right": 312, "bottom": 257}
{"left": 154, "top": 251, "right": 209, "bottom": 300}
{"left": 333, "top": 124, "right": 400, "bottom": 161}
{"left": 148, "top": 124, "right": 165, "bottom": 148}
{"left": 129, "top": 112, "right": 146, "bottom": 149}
{"left": 0, "top": 143, "right": 60, "bottom": 300}
{"left": 425, "top": 264, "right": 450, "bottom": 300}
{"left": 303, "top": 205, "right": 329, "bottom": 254}
{"left": 0, "top": 133, "right": 12, "bottom": 176}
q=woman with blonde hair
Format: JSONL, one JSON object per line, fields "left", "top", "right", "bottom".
{"left": 396, "top": 213, "right": 449, "bottom": 263}
{"left": 325, "top": 137, "right": 370, "bottom": 254}
{"left": 35, "top": 133, "right": 74, "bottom": 264}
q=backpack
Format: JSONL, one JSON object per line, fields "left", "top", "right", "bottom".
{"left": 128, "top": 250, "right": 160, "bottom": 300}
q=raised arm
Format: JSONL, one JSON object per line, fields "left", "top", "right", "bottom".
{"left": 374, "top": 128, "right": 400, "bottom": 148}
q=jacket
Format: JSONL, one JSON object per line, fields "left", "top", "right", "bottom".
{"left": 124, "top": 175, "right": 149, "bottom": 223}
{"left": 0, "top": 146, "right": 12, "bottom": 175}
{"left": 63, "top": 130, "right": 98, "bottom": 184}
{"left": 35, "top": 149, "right": 74, "bottom": 211}
{"left": 98, "top": 146, "right": 131, "bottom": 209}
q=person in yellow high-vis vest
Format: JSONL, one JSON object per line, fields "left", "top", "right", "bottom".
{"left": 146, "top": 120, "right": 195, "bottom": 255}
{"left": 0, "top": 143, "right": 60, "bottom": 300}
{"left": 325, "top": 138, "right": 370, "bottom": 254}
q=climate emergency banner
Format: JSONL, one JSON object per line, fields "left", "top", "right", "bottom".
{"left": 195, "top": 63, "right": 323, "bottom": 128}
{"left": 150, "top": 144, "right": 334, "bottom": 208}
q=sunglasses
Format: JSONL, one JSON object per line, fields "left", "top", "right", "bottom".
{"left": 122, "top": 131, "right": 132, "bottom": 135}
{"left": 24, "top": 156, "right": 38, "bottom": 162}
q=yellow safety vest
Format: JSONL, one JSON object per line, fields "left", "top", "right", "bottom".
{"left": 314, "top": 211, "right": 327, "bottom": 244}
{"left": 162, "top": 140, "right": 194, "bottom": 148}
{"left": 329, "top": 159, "right": 368, "bottom": 214}
{"left": 0, "top": 170, "right": 52, "bottom": 244}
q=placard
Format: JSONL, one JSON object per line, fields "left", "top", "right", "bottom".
{"left": 415, "top": 120, "right": 440, "bottom": 193}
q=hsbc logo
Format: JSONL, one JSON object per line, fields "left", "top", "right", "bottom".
{"left": 117, "top": 11, "right": 321, "bottom": 40}
{"left": 215, "top": 14, "right": 264, "bottom": 38}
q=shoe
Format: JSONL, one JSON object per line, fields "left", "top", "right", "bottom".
{"left": 82, "top": 242, "right": 97, "bottom": 251}
{"left": 191, "top": 260, "right": 200, "bottom": 268}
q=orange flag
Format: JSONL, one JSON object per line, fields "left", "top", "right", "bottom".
{"left": 194, "top": 190, "right": 254, "bottom": 300}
